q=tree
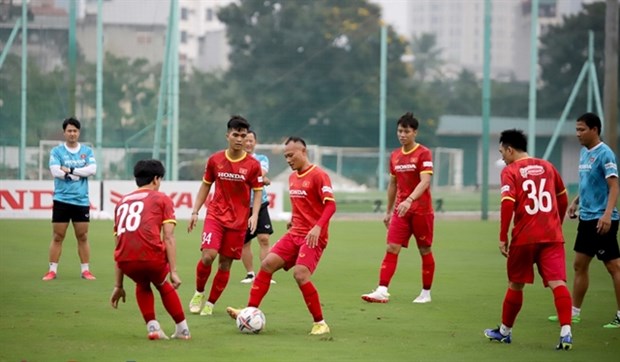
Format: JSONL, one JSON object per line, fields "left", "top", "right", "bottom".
{"left": 539, "top": 2, "right": 620, "bottom": 118}
{"left": 78, "top": 53, "right": 158, "bottom": 147}
{"left": 410, "top": 33, "right": 444, "bottom": 82}
{"left": 0, "top": 54, "right": 70, "bottom": 146}
{"left": 217, "top": 0, "right": 421, "bottom": 147}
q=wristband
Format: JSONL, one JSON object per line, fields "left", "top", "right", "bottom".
{"left": 70, "top": 167, "right": 75, "bottom": 174}
{"left": 191, "top": 212, "right": 199, "bottom": 215}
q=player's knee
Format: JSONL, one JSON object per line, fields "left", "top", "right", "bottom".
{"left": 293, "top": 269, "right": 311, "bottom": 284}
{"left": 603, "top": 258, "right": 620, "bottom": 275}
{"left": 257, "top": 235, "right": 270, "bottom": 247}
{"left": 52, "top": 233, "right": 65, "bottom": 243}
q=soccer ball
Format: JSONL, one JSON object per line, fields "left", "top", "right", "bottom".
{"left": 236, "top": 307, "right": 266, "bottom": 334}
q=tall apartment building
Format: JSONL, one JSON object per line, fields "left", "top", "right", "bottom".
{"left": 373, "top": 0, "right": 597, "bottom": 81}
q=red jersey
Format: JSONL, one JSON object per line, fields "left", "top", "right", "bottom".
{"left": 390, "top": 144, "right": 434, "bottom": 214}
{"left": 500, "top": 157, "right": 566, "bottom": 246}
{"left": 114, "top": 189, "right": 176, "bottom": 262}
{"left": 203, "top": 150, "right": 263, "bottom": 230}
{"left": 288, "top": 165, "right": 335, "bottom": 241}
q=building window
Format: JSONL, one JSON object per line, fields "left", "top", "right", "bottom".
{"left": 181, "top": 7, "right": 188, "bottom": 20}
{"left": 206, "top": 8, "right": 213, "bottom": 21}
{"left": 181, "top": 31, "right": 187, "bottom": 44}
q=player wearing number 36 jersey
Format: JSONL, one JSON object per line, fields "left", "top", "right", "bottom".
{"left": 484, "top": 129, "right": 573, "bottom": 351}
{"left": 500, "top": 151, "right": 566, "bottom": 247}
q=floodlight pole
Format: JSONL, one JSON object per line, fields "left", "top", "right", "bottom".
{"left": 68, "top": 0, "right": 77, "bottom": 115}
{"left": 95, "top": 0, "right": 103, "bottom": 180}
{"left": 378, "top": 25, "right": 387, "bottom": 191}
{"left": 19, "top": 0, "right": 28, "bottom": 180}
{"left": 527, "top": 0, "right": 539, "bottom": 156}
{"left": 481, "top": 0, "right": 492, "bottom": 220}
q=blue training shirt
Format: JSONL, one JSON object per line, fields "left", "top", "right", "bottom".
{"left": 250, "top": 153, "right": 269, "bottom": 206}
{"left": 578, "top": 142, "right": 619, "bottom": 221}
{"left": 49, "top": 143, "right": 96, "bottom": 207}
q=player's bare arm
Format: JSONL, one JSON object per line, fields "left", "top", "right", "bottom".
{"left": 110, "top": 265, "right": 126, "bottom": 308}
{"left": 188, "top": 181, "right": 212, "bottom": 233}
{"left": 248, "top": 189, "right": 263, "bottom": 234}
{"left": 384, "top": 176, "right": 397, "bottom": 227}
{"left": 598, "top": 176, "right": 619, "bottom": 235}
{"left": 163, "top": 223, "right": 182, "bottom": 288}
{"left": 568, "top": 195, "right": 579, "bottom": 218}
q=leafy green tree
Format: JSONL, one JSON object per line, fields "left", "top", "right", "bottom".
{"left": 539, "top": 2, "right": 619, "bottom": 118}
{"left": 218, "top": 0, "right": 422, "bottom": 147}
{"left": 410, "top": 33, "right": 444, "bottom": 82}
{"left": 78, "top": 53, "right": 158, "bottom": 147}
{"left": 0, "top": 54, "right": 69, "bottom": 146}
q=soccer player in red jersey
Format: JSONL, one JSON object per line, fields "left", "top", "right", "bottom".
{"left": 362, "top": 112, "right": 436, "bottom": 304}
{"left": 187, "top": 116, "right": 264, "bottom": 316}
{"left": 226, "top": 136, "right": 337, "bottom": 335}
{"left": 484, "top": 129, "right": 573, "bottom": 350}
{"left": 109, "top": 159, "right": 190, "bottom": 340}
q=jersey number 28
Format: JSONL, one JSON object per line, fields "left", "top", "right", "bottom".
{"left": 116, "top": 201, "right": 145, "bottom": 236}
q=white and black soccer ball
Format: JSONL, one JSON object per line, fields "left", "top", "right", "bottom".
{"left": 236, "top": 307, "right": 266, "bottom": 334}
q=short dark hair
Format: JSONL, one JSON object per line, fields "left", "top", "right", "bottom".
{"left": 499, "top": 129, "right": 527, "bottom": 152}
{"left": 134, "top": 159, "right": 165, "bottom": 187}
{"left": 247, "top": 130, "right": 257, "bottom": 139}
{"left": 284, "top": 136, "right": 306, "bottom": 148}
{"left": 577, "top": 112, "right": 601, "bottom": 135}
{"left": 397, "top": 112, "right": 419, "bottom": 130}
{"left": 227, "top": 115, "right": 250, "bottom": 132}
{"left": 63, "top": 117, "right": 81, "bottom": 130}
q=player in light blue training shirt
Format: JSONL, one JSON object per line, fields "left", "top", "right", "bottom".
{"left": 43, "top": 117, "right": 98, "bottom": 281}
{"left": 240, "top": 130, "right": 275, "bottom": 284}
{"left": 555, "top": 112, "right": 620, "bottom": 329}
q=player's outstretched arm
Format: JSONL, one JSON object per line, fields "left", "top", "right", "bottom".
{"left": 163, "top": 222, "right": 182, "bottom": 289}
{"left": 110, "top": 265, "right": 126, "bottom": 309}
{"left": 189, "top": 182, "right": 211, "bottom": 233}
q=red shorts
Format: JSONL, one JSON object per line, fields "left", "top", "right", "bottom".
{"left": 270, "top": 233, "right": 326, "bottom": 274}
{"left": 507, "top": 242, "right": 566, "bottom": 286}
{"left": 200, "top": 218, "right": 245, "bottom": 259}
{"left": 386, "top": 212, "right": 434, "bottom": 248}
{"left": 117, "top": 259, "right": 169, "bottom": 287}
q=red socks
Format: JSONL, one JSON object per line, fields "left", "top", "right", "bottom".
{"left": 248, "top": 270, "right": 273, "bottom": 307}
{"left": 195, "top": 260, "right": 212, "bottom": 293}
{"left": 300, "top": 281, "right": 323, "bottom": 322}
{"left": 157, "top": 281, "right": 185, "bottom": 323}
{"left": 208, "top": 270, "right": 230, "bottom": 304}
{"left": 136, "top": 283, "right": 156, "bottom": 323}
{"left": 379, "top": 252, "right": 399, "bottom": 287}
{"left": 501, "top": 288, "right": 523, "bottom": 328}
{"left": 421, "top": 253, "right": 435, "bottom": 290}
{"left": 552, "top": 285, "right": 572, "bottom": 326}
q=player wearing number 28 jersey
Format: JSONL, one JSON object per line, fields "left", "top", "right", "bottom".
{"left": 110, "top": 159, "right": 190, "bottom": 340}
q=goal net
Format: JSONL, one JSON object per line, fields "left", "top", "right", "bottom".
{"left": 432, "top": 147, "right": 464, "bottom": 190}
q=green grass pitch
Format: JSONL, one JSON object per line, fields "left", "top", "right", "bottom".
{"left": 0, "top": 219, "right": 618, "bottom": 361}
